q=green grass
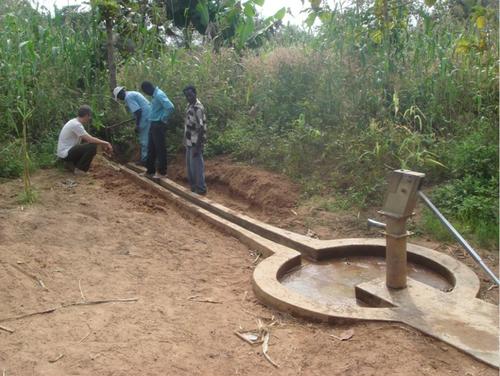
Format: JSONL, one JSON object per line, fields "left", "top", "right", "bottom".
{"left": 420, "top": 208, "right": 499, "bottom": 250}
{"left": 420, "top": 209, "right": 455, "bottom": 243}
{"left": 0, "top": 141, "right": 24, "bottom": 178}
{"left": 17, "top": 188, "right": 38, "bottom": 205}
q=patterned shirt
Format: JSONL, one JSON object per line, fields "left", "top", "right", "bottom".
{"left": 184, "top": 99, "right": 207, "bottom": 147}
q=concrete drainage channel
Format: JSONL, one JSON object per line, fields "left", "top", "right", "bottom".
{"left": 103, "top": 157, "right": 499, "bottom": 369}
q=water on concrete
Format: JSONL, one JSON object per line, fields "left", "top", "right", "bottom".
{"left": 280, "top": 256, "right": 452, "bottom": 308}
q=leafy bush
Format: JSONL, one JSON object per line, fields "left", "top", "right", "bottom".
{"left": 429, "top": 175, "right": 498, "bottom": 247}
{"left": 428, "top": 122, "right": 499, "bottom": 247}
{"left": 0, "top": 141, "right": 24, "bottom": 178}
{"left": 432, "top": 176, "right": 497, "bottom": 221}
{"left": 446, "top": 124, "right": 498, "bottom": 180}
{"left": 31, "top": 133, "right": 59, "bottom": 169}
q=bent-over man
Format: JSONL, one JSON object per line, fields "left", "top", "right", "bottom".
{"left": 113, "top": 86, "right": 151, "bottom": 165}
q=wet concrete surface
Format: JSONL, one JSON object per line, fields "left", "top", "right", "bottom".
{"left": 280, "top": 256, "right": 452, "bottom": 308}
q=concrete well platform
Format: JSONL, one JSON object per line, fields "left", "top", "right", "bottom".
{"left": 112, "top": 159, "right": 499, "bottom": 368}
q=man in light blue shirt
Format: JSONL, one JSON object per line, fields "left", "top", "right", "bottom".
{"left": 113, "top": 86, "right": 151, "bottom": 164}
{"left": 141, "top": 81, "right": 175, "bottom": 178}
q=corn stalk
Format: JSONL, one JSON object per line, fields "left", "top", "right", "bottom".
{"left": 17, "top": 101, "right": 35, "bottom": 203}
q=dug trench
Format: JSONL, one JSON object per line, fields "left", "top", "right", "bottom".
{"left": 166, "top": 155, "right": 381, "bottom": 239}
{"left": 0, "top": 157, "right": 497, "bottom": 375}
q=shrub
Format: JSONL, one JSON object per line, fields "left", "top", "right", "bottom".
{"left": 0, "top": 141, "right": 24, "bottom": 178}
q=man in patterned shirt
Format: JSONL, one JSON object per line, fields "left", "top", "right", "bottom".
{"left": 183, "top": 85, "right": 207, "bottom": 195}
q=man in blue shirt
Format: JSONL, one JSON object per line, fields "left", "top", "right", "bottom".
{"left": 140, "top": 81, "right": 175, "bottom": 178}
{"left": 113, "top": 86, "right": 151, "bottom": 165}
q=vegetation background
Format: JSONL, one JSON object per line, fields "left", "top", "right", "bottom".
{"left": 0, "top": 0, "right": 498, "bottom": 248}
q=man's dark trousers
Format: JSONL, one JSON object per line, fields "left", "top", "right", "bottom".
{"left": 64, "top": 143, "right": 97, "bottom": 172}
{"left": 146, "top": 121, "right": 167, "bottom": 175}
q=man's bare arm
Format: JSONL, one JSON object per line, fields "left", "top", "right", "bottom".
{"left": 81, "top": 134, "right": 113, "bottom": 152}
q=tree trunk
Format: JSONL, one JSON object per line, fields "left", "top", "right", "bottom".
{"left": 383, "top": 0, "right": 388, "bottom": 24}
{"left": 105, "top": 17, "right": 116, "bottom": 93}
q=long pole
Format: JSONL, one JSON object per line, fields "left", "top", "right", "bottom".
{"left": 418, "top": 191, "right": 499, "bottom": 285}
{"left": 105, "top": 118, "right": 135, "bottom": 130}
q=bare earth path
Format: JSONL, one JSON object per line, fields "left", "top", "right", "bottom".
{"left": 0, "top": 163, "right": 497, "bottom": 375}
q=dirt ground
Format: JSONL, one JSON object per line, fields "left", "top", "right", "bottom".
{"left": 0, "top": 158, "right": 498, "bottom": 376}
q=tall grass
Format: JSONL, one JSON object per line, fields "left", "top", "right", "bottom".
{"left": 0, "top": 1, "right": 497, "bottom": 246}
{"left": 0, "top": 1, "right": 109, "bottom": 177}
{"left": 115, "top": 3, "right": 497, "bottom": 245}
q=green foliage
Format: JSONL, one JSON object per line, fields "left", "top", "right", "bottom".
{"left": 429, "top": 165, "right": 498, "bottom": 249}
{"left": 0, "top": 0, "right": 109, "bottom": 178}
{"left": 432, "top": 177, "right": 498, "bottom": 223}
{"left": 90, "top": 0, "right": 120, "bottom": 20}
{"left": 427, "top": 121, "right": 499, "bottom": 247}
{"left": 445, "top": 125, "right": 498, "bottom": 180}
{"left": 0, "top": 141, "right": 24, "bottom": 178}
{"left": 0, "top": 136, "right": 56, "bottom": 178}
{"left": 420, "top": 208, "right": 455, "bottom": 243}
{"left": 116, "top": 3, "right": 497, "bottom": 242}
{"left": 159, "top": 0, "right": 284, "bottom": 49}
{"left": 31, "top": 134, "right": 59, "bottom": 169}
{"left": 18, "top": 188, "right": 38, "bottom": 205}
{"left": 0, "top": 0, "right": 497, "bottom": 246}
{"left": 421, "top": 204, "right": 498, "bottom": 249}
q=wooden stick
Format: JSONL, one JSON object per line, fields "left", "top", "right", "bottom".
{"left": 233, "top": 331, "right": 261, "bottom": 345}
{"left": 0, "top": 324, "right": 14, "bottom": 333}
{"left": 188, "top": 296, "right": 222, "bottom": 304}
{"left": 10, "top": 263, "right": 48, "bottom": 290}
{"left": 262, "top": 331, "right": 279, "bottom": 368}
{"left": 79, "top": 330, "right": 91, "bottom": 343}
{"left": 78, "top": 322, "right": 92, "bottom": 343}
{"left": 0, "top": 307, "right": 57, "bottom": 322}
{"left": 61, "top": 298, "right": 138, "bottom": 308}
{"left": 78, "top": 279, "right": 86, "bottom": 301}
{"left": 189, "top": 298, "right": 222, "bottom": 304}
{"left": 0, "top": 298, "right": 138, "bottom": 323}
{"left": 105, "top": 118, "right": 134, "bottom": 130}
{"left": 48, "top": 354, "right": 64, "bottom": 363}
{"left": 263, "top": 352, "right": 279, "bottom": 368}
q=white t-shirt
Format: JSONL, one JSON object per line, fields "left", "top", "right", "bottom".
{"left": 56, "top": 118, "right": 89, "bottom": 158}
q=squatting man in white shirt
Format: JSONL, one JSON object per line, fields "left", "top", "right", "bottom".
{"left": 56, "top": 105, "right": 113, "bottom": 174}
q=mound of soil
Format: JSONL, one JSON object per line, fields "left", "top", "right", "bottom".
{"left": 168, "top": 155, "right": 300, "bottom": 214}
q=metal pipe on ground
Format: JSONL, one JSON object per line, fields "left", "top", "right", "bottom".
{"left": 418, "top": 190, "right": 499, "bottom": 286}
